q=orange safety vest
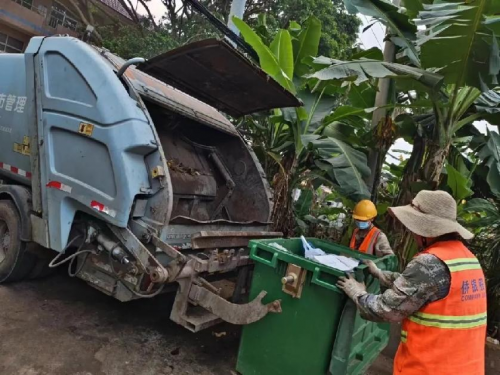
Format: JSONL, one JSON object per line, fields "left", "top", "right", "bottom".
{"left": 349, "top": 226, "right": 381, "bottom": 255}
{"left": 394, "top": 241, "right": 487, "bottom": 375}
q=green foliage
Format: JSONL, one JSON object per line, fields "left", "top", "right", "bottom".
{"left": 445, "top": 164, "right": 473, "bottom": 201}
{"left": 343, "top": 0, "right": 418, "bottom": 64}
{"left": 310, "top": 57, "right": 443, "bottom": 88}
{"left": 293, "top": 16, "right": 322, "bottom": 76}
{"left": 461, "top": 198, "right": 500, "bottom": 331}
{"left": 101, "top": 25, "right": 178, "bottom": 59}
{"left": 232, "top": 17, "right": 295, "bottom": 92}
{"left": 271, "top": 30, "right": 295, "bottom": 79}
{"left": 234, "top": 17, "right": 371, "bottom": 234}
{"left": 303, "top": 135, "right": 371, "bottom": 200}
{"left": 236, "top": 17, "right": 371, "bottom": 199}
{"left": 260, "top": 0, "right": 361, "bottom": 59}
{"left": 416, "top": 1, "right": 499, "bottom": 88}
{"left": 477, "top": 130, "right": 500, "bottom": 197}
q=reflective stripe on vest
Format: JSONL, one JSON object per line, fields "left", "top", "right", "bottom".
{"left": 349, "top": 226, "right": 380, "bottom": 255}
{"left": 409, "top": 311, "right": 487, "bottom": 329}
{"left": 445, "top": 258, "right": 482, "bottom": 272}
{"left": 400, "top": 330, "right": 407, "bottom": 343}
{"left": 394, "top": 241, "right": 487, "bottom": 375}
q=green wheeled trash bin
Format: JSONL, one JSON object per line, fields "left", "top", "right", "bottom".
{"left": 236, "top": 238, "right": 397, "bottom": 375}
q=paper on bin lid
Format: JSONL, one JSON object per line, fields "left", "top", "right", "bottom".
{"left": 313, "top": 254, "right": 359, "bottom": 271}
{"left": 269, "top": 242, "right": 288, "bottom": 252}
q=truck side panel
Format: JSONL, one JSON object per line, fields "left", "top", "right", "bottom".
{"left": 35, "top": 38, "right": 161, "bottom": 251}
{"left": 0, "top": 53, "right": 31, "bottom": 186}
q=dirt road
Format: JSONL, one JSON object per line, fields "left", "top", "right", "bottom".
{"left": 0, "top": 273, "right": 391, "bottom": 375}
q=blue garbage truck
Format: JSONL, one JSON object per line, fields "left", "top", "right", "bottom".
{"left": 0, "top": 36, "right": 299, "bottom": 331}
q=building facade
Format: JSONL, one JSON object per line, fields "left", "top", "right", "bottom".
{"left": 0, "top": 0, "right": 133, "bottom": 53}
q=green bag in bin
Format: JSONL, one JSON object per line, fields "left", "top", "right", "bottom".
{"left": 236, "top": 238, "right": 397, "bottom": 375}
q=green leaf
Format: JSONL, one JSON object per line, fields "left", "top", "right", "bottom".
{"left": 462, "top": 198, "right": 500, "bottom": 227}
{"left": 448, "top": 87, "right": 482, "bottom": 136}
{"left": 233, "top": 17, "right": 295, "bottom": 93}
{"left": 323, "top": 105, "right": 371, "bottom": 124}
{"left": 294, "top": 189, "right": 314, "bottom": 217}
{"left": 322, "top": 122, "right": 361, "bottom": 144}
{"left": 446, "top": 164, "right": 473, "bottom": 201}
{"left": 296, "top": 89, "right": 336, "bottom": 133}
{"left": 348, "top": 82, "right": 376, "bottom": 109}
{"left": 463, "top": 198, "right": 500, "bottom": 218}
{"left": 351, "top": 47, "right": 384, "bottom": 61}
{"left": 270, "top": 30, "right": 294, "bottom": 79}
{"left": 289, "top": 21, "right": 301, "bottom": 32}
{"left": 401, "top": 0, "right": 426, "bottom": 19}
{"left": 294, "top": 16, "right": 321, "bottom": 77}
{"left": 484, "top": 15, "right": 500, "bottom": 35}
{"left": 302, "top": 134, "right": 371, "bottom": 201}
{"left": 309, "top": 58, "right": 443, "bottom": 90}
{"left": 416, "top": 1, "right": 499, "bottom": 89}
{"left": 343, "top": 0, "right": 419, "bottom": 65}
{"left": 478, "top": 131, "right": 500, "bottom": 196}
{"left": 233, "top": 17, "right": 279, "bottom": 76}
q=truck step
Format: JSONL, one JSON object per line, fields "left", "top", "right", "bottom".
{"left": 182, "top": 305, "right": 223, "bottom": 333}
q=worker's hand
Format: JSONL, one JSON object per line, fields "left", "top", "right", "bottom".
{"left": 363, "top": 260, "right": 383, "bottom": 279}
{"left": 337, "top": 274, "right": 367, "bottom": 301}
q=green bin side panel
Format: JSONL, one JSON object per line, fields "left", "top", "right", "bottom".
{"left": 236, "top": 238, "right": 397, "bottom": 375}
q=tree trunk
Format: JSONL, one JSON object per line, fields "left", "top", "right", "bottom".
{"left": 117, "top": 0, "right": 140, "bottom": 24}
{"left": 422, "top": 142, "right": 450, "bottom": 188}
{"left": 366, "top": 0, "right": 401, "bottom": 198}
{"left": 67, "top": 0, "right": 103, "bottom": 42}
{"left": 271, "top": 156, "right": 297, "bottom": 237}
{"left": 137, "top": 0, "right": 159, "bottom": 30}
{"left": 394, "top": 135, "right": 425, "bottom": 207}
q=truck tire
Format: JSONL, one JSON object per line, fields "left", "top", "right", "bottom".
{"left": 0, "top": 201, "right": 36, "bottom": 283}
{"left": 27, "top": 245, "right": 56, "bottom": 280}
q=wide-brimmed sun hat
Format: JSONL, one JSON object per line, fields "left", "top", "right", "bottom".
{"left": 388, "top": 190, "right": 473, "bottom": 240}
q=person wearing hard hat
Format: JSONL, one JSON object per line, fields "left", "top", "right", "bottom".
{"left": 349, "top": 199, "right": 393, "bottom": 257}
{"left": 337, "top": 190, "right": 486, "bottom": 375}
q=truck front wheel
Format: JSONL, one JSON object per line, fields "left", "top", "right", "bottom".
{"left": 0, "top": 201, "right": 36, "bottom": 283}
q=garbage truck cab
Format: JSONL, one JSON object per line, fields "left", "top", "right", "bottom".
{"left": 0, "top": 36, "right": 299, "bottom": 331}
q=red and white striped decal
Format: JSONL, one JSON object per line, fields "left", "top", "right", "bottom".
{"left": 46, "top": 181, "right": 72, "bottom": 193}
{"left": 90, "top": 200, "right": 117, "bottom": 218}
{"left": 0, "top": 162, "right": 32, "bottom": 179}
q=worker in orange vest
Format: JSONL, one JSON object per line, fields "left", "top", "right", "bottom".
{"left": 337, "top": 190, "right": 486, "bottom": 375}
{"left": 349, "top": 199, "right": 393, "bottom": 257}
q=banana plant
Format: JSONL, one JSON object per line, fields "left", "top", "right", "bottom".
{"left": 333, "top": 0, "right": 500, "bottom": 188}
{"left": 233, "top": 16, "right": 374, "bottom": 234}
{"left": 461, "top": 197, "right": 500, "bottom": 330}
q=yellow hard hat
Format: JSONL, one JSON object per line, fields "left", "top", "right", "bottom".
{"left": 353, "top": 200, "right": 377, "bottom": 221}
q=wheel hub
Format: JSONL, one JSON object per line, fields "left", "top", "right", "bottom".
{"left": 0, "top": 221, "right": 9, "bottom": 264}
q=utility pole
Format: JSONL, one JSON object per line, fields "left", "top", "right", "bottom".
{"left": 227, "top": 0, "right": 247, "bottom": 36}
{"left": 366, "top": 0, "right": 401, "bottom": 201}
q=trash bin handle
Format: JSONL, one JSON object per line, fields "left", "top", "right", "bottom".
{"left": 311, "top": 267, "right": 343, "bottom": 294}
{"left": 250, "top": 245, "right": 279, "bottom": 268}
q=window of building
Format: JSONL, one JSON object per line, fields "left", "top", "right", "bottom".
{"left": 13, "top": 0, "right": 34, "bottom": 10}
{"left": 0, "top": 33, "right": 24, "bottom": 53}
{"left": 49, "top": 2, "right": 79, "bottom": 32}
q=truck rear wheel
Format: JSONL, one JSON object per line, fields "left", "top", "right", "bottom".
{"left": 27, "top": 245, "right": 56, "bottom": 280}
{"left": 0, "top": 201, "right": 36, "bottom": 283}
